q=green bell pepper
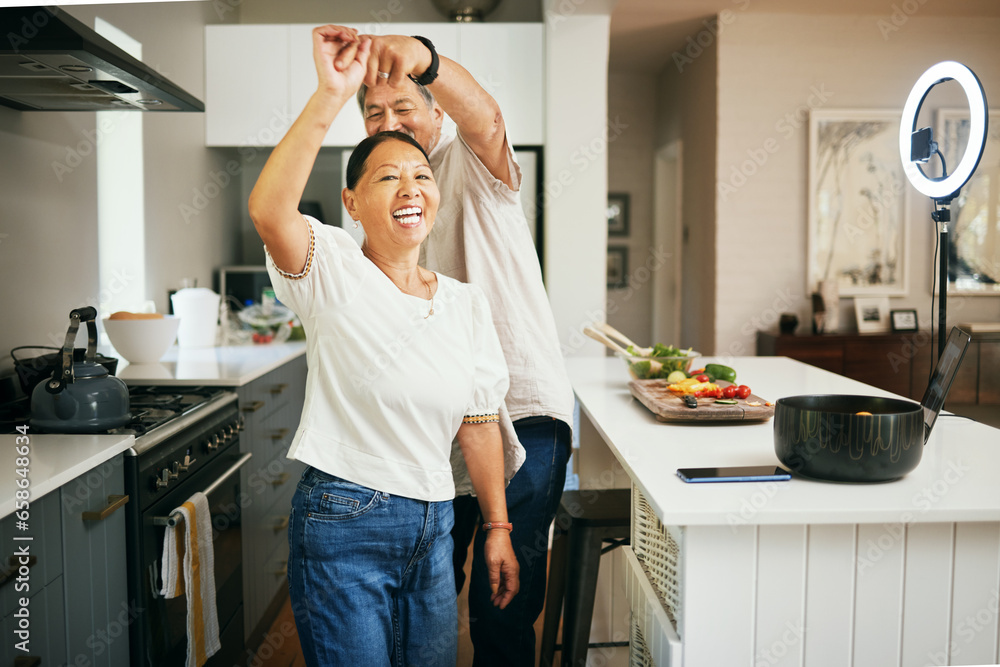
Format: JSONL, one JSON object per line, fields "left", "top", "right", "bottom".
{"left": 704, "top": 363, "right": 737, "bottom": 384}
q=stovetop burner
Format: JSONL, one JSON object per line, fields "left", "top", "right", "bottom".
{"left": 1, "top": 385, "right": 229, "bottom": 436}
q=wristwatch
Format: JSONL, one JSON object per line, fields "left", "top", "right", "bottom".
{"left": 410, "top": 35, "right": 439, "bottom": 86}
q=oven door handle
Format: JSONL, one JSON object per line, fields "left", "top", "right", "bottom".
{"left": 153, "top": 452, "right": 253, "bottom": 527}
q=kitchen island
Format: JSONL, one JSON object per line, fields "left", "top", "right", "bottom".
{"left": 568, "top": 356, "right": 1000, "bottom": 667}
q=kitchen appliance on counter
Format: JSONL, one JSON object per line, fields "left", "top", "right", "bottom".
{"left": 171, "top": 287, "right": 221, "bottom": 348}
{"left": 29, "top": 306, "right": 130, "bottom": 433}
{"left": 2, "top": 384, "right": 249, "bottom": 665}
{"left": 217, "top": 265, "right": 272, "bottom": 307}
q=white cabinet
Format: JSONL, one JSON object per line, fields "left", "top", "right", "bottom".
{"left": 206, "top": 24, "right": 542, "bottom": 147}
{"left": 205, "top": 25, "right": 292, "bottom": 147}
{"left": 458, "top": 24, "right": 544, "bottom": 145}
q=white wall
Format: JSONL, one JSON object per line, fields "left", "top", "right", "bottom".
{"left": 544, "top": 10, "right": 612, "bottom": 357}
{"left": 715, "top": 13, "right": 1000, "bottom": 359}
{"left": 606, "top": 71, "right": 656, "bottom": 347}
{"left": 655, "top": 34, "right": 718, "bottom": 354}
{"left": 0, "top": 3, "right": 241, "bottom": 374}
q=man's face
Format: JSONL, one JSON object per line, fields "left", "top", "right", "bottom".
{"left": 361, "top": 80, "right": 443, "bottom": 153}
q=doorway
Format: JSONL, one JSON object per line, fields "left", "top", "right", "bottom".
{"left": 652, "top": 141, "right": 682, "bottom": 345}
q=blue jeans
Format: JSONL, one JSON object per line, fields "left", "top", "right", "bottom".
{"left": 289, "top": 467, "right": 457, "bottom": 667}
{"left": 453, "top": 417, "right": 572, "bottom": 666}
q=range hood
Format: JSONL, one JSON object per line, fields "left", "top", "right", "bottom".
{"left": 0, "top": 6, "right": 203, "bottom": 112}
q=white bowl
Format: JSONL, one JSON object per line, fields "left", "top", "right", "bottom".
{"left": 103, "top": 316, "right": 180, "bottom": 364}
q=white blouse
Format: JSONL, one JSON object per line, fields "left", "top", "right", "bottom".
{"left": 266, "top": 216, "right": 510, "bottom": 502}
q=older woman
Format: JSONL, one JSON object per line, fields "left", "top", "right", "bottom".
{"left": 247, "top": 28, "right": 519, "bottom": 667}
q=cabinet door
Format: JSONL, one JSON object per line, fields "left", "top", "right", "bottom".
{"left": 458, "top": 24, "right": 544, "bottom": 144}
{"left": 775, "top": 337, "right": 845, "bottom": 375}
{"left": 61, "top": 454, "right": 130, "bottom": 666}
{"left": 979, "top": 340, "right": 1000, "bottom": 403}
{"left": 0, "top": 490, "right": 62, "bottom": 618}
{"left": 206, "top": 25, "right": 291, "bottom": 147}
{"left": 844, "top": 341, "right": 912, "bottom": 397}
{"left": 0, "top": 575, "right": 67, "bottom": 665}
{"left": 240, "top": 354, "right": 308, "bottom": 641}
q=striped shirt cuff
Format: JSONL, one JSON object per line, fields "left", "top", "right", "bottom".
{"left": 462, "top": 413, "right": 500, "bottom": 425}
{"left": 267, "top": 215, "right": 315, "bottom": 281}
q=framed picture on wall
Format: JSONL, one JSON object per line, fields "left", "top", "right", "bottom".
{"left": 854, "top": 296, "right": 891, "bottom": 333}
{"left": 936, "top": 109, "right": 1000, "bottom": 295}
{"left": 808, "top": 110, "right": 909, "bottom": 297}
{"left": 607, "top": 193, "right": 630, "bottom": 237}
{"left": 607, "top": 246, "right": 628, "bottom": 289}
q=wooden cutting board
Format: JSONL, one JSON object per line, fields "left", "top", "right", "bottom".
{"left": 629, "top": 379, "right": 775, "bottom": 423}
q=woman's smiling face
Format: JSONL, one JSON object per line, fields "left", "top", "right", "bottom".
{"left": 343, "top": 138, "right": 440, "bottom": 253}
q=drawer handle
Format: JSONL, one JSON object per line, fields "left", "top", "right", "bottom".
{"left": 273, "top": 516, "right": 289, "bottom": 532}
{"left": 271, "top": 428, "right": 291, "bottom": 441}
{"left": 82, "top": 494, "right": 130, "bottom": 522}
{"left": 0, "top": 555, "right": 37, "bottom": 590}
{"left": 274, "top": 560, "right": 288, "bottom": 577}
{"left": 270, "top": 383, "right": 289, "bottom": 395}
{"left": 242, "top": 400, "right": 266, "bottom": 413}
{"left": 270, "top": 472, "right": 291, "bottom": 487}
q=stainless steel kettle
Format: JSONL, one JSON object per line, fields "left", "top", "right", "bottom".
{"left": 30, "top": 306, "right": 131, "bottom": 433}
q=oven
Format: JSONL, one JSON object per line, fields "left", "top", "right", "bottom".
{"left": 123, "top": 388, "right": 249, "bottom": 667}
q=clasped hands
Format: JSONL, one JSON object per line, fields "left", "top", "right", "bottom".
{"left": 312, "top": 25, "right": 433, "bottom": 95}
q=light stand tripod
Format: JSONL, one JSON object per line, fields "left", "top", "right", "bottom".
{"left": 899, "top": 61, "right": 988, "bottom": 361}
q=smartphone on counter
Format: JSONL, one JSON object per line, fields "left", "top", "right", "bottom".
{"left": 676, "top": 465, "right": 792, "bottom": 483}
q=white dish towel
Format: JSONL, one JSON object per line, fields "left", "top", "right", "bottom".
{"left": 160, "top": 491, "right": 222, "bottom": 667}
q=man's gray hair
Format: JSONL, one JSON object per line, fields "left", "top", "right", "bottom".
{"left": 356, "top": 80, "right": 435, "bottom": 115}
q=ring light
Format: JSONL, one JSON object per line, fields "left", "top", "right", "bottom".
{"left": 899, "top": 61, "right": 988, "bottom": 200}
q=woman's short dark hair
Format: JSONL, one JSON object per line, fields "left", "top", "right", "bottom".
{"left": 345, "top": 131, "right": 430, "bottom": 190}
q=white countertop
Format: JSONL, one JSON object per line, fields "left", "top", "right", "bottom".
{"left": 568, "top": 356, "right": 1000, "bottom": 527}
{"left": 0, "top": 433, "right": 134, "bottom": 519}
{"left": 114, "top": 341, "right": 306, "bottom": 386}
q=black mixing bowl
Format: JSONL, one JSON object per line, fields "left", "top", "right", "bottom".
{"left": 773, "top": 394, "right": 925, "bottom": 482}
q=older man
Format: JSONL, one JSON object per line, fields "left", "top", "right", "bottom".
{"left": 331, "top": 28, "right": 574, "bottom": 666}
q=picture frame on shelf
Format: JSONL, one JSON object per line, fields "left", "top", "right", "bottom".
{"left": 854, "top": 296, "right": 891, "bottom": 333}
{"left": 607, "top": 192, "right": 630, "bottom": 237}
{"left": 890, "top": 308, "right": 919, "bottom": 332}
{"left": 607, "top": 246, "right": 628, "bottom": 289}
{"left": 808, "top": 110, "right": 909, "bottom": 297}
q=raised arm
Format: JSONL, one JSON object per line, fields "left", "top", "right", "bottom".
{"left": 363, "top": 35, "right": 512, "bottom": 188}
{"left": 456, "top": 421, "right": 519, "bottom": 609}
{"left": 248, "top": 26, "right": 370, "bottom": 273}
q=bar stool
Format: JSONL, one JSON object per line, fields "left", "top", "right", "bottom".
{"left": 540, "top": 488, "right": 631, "bottom": 667}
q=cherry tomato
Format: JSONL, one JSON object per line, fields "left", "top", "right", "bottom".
{"left": 722, "top": 385, "right": 737, "bottom": 399}
{"left": 735, "top": 385, "right": 752, "bottom": 399}
{"left": 696, "top": 374, "right": 710, "bottom": 382}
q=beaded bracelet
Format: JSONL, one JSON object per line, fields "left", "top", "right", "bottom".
{"left": 482, "top": 521, "right": 513, "bottom": 533}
